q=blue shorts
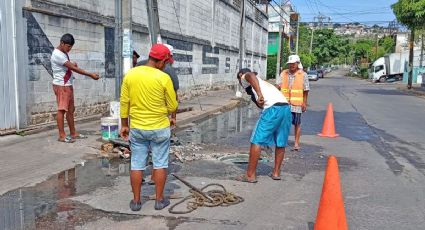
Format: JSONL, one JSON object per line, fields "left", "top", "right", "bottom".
{"left": 129, "top": 127, "right": 171, "bottom": 170}
{"left": 250, "top": 105, "right": 291, "bottom": 148}
{"left": 292, "top": 112, "right": 302, "bottom": 125}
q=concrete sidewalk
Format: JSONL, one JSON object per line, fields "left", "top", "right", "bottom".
{"left": 0, "top": 89, "right": 243, "bottom": 195}
{"left": 397, "top": 84, "right": 425, "bottom": 98}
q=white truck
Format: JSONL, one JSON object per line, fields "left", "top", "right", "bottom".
{"left": 369, "top": 52, "right": 408, "bottom": 83}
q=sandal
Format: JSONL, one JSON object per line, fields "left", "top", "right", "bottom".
{"left": 268, "top": 172, "right": 281, "bottom": 180}
{"left": 129, "top": 200, "right": 142, "bottom": 211}
{"left": 71, "top": 134, "right": 87, "bottom": 139}
{"left": 291, "top": 146, "right": 300, "bottom": 151}
{"left": 235, "top": 175, "right": 257, "bottom": 183}
{"left": 58, "top": 136, "right": 75, "bottom": 143}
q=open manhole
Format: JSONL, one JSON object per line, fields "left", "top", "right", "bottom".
{"left": 219, "top": 154, "right": 269, "bottom": 164}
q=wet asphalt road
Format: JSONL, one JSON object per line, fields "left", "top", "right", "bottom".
{"left": 1, "top": 70, "right": 425, "bottom": 229}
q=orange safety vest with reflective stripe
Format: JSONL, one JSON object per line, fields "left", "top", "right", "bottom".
{"left": 280, "top": 69, "right": 304, "bottom": 106}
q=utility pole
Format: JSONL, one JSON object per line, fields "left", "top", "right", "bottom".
{"left": 309, "top": 27, "right": 314, "bottom": 54}
{"left": 122, "top": 0, "right": 132, "bottom": 75}
{"left": 375, "top": 33, "right": 379, "bottom": 61}
{"left": 420, "top": 34, "right": 424, "bottom": 68}
{"left": 295, "top": 13, "right": 300, "bottom": 54}
{"left": 275, "top": 6, "right": 283, "bottom": 79}
{"left": 146, "top": 0, "right": 161, "bottom": 45}
{"left": 115, "top": 0, "right": 132, "bottom": 99}
{"left": 314, "top": 13, "right": 330, "bottom": 30}
{"left": 239, "top": 0, "right": 246, "bottom": 70}
{"left": 407, "top": 28, "right": 415, "bottom": 89}
{"left": 236, "top": 0, "right": 245, "bottom": 94}
{"left": 114, "top": 0, "right": 123, "bottom": 99}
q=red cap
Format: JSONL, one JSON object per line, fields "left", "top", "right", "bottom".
{"left": 149, "top": 44, "right": 174, "bottom": 64}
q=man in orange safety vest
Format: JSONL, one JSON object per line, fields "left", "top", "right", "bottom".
{"left": 276, "top": 55, "right": 310, "bottom": 151}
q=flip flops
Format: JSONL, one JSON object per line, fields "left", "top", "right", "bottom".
{"left": 268, "top": 173, "right": 282, "bottom": 180}
{"left": 291, "top": 146, "right": 300, "bottom": 151}
{"left": 129, "top": 200, "right": 142, "bottom": 211}
{"left": 72, "top": 133, "right": 88, "bottom": 139}
{"left": 235, "top": 175, "right": 258, "bottom": 183}
{"left": 57, "top": 136, "right": 75, "bottom": 143}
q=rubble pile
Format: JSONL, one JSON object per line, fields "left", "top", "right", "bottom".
{"left": 100, "top": 142, "right": 130, "bottom": 159}
{"left": 100, "top": 139, "right": 243, "bottom": 163}
{"left": 170, "top": 143, "right": 240, "bottom": 162}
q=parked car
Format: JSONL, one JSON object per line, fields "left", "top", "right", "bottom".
{"left": 317, "top": 69, "right": 325, "bottom": 78}
{"left": 307, "top": 70, "right": 319, "bottom": 81}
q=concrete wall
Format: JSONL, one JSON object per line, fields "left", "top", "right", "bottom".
{"left": 151, "top": 0, "right": 268, "bottom": 95}
{"left": 23, "top": 0, "right": 116, "bottom": 125}
{"left": 20, "top": 0, "right": 268, "bottom": 127}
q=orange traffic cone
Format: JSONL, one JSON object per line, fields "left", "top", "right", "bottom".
{"left": 314, "top": 155, "right": 348, "bottom": 230}
{"left": 318, "top": 103, "right": 339, "bottom": 138}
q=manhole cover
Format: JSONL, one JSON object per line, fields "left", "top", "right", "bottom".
{"left": 219, "top": 154, "right": 269, "bottom": 164}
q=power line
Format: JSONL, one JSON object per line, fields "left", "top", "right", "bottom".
{"left": 269, "top": 2, "right": 289, "bottom": 23}
{"left": 303, "top": 0, "right": 316, "bottom": 15}
{"left": 302, "top": 10, "right": 392, "bottom": 16}
{"left": 314, "top": 0, "right": 357, "bottom": 23}
{"left": 303, "top": 20, "right": 394, "bottom": 25}
{"left": 311, "top": 0, "right": 321, "bottom": 15}
{"left": 271, "top": 0, "right": 291, "bottom": 17}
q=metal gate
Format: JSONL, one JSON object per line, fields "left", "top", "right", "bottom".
{"left": 0, "top": 0, "right": 18, "bottom": 132}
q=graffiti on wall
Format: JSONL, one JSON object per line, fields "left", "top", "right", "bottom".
{"left": 202, "top": 46, "right": 219, "bottom": 74}
{"left": 165, "top": 38, "right": 194, "bottom": 75}
{"left": 23, "top": 11, "right": 115, "bottom": 80}
{"left": 23, "top": 10, "right": 263, "bottom": 81}
{"left": 24, "top": 11, "right": 54, "bottom": 80}
{"left": 104, "top": 27, "right": 115, "bottom": 78}
{"left": 166, "top": 38, "right": 265, "bottom": 76}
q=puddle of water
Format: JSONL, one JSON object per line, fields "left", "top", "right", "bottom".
{"left": 177, "top": 103, "right": 260, "bottom": 147}
{"left": 0, "top": 158, "right": 181, "bottom": 230}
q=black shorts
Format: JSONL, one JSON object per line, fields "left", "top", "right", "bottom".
{"left": 291, "top": 112, "right": 302, "bottom": 125}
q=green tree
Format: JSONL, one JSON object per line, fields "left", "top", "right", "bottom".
{"left": 266, "top": 38, "right": 290, "bottom": 79}
{"left": 312, "top": 29, "right": 348, "bottom": 65}
{"left": 380, "top": 36, "right": 395, "bottom": 53}
{"left": 392, "top": 0, "right": 425, "bottom": 26}
{"left": 267, "top": 55, "right": 277, "bottom": 79}
{"left": 353, "top": 39, "right": 373, "bottom": 62}
{"left": 299, "top": 53, "right": 316, "bottom": 68}
{"left": 297, "top": 25, "right": 313, "bottom": 55}
{"left": 292, "top": 24, "right": 395, "bottom": 68}
{"left": 392, "top": 0, "right": 425, "bottom": 88}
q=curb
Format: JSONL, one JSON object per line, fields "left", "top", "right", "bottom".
{"left": 174, "top": 99, "right": 244, "bottom": 133}
{"left": 0, "top": 113, "right": 105, "bottom": 136}
{"left": 397, "top": 86, "right": 425, "bottom": 98}
{"left": 2, "top": 97, "right": 246, "bottom": 137}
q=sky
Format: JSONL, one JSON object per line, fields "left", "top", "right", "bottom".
{"left": 283, "top": 0, "right": 398, "bottom": 26}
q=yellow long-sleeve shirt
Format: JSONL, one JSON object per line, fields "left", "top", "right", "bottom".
{"left": 120, "top": 65, "right": 178, "bottom": 130}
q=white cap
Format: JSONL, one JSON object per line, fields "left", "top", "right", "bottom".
{"left": 164, "top": 44, "right": 174, "bottom": 55}
{"left": 287, "top": 55, "right": 300, "bottom": 64}
{"left": 298, "top": 62, "right": 303, "bottom": 69}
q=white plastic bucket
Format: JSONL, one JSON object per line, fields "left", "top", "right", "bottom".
{"left": 101, "top": 117, "right": 119, "bottom": 141}
{"left": 110, "top": 101, "right": 120, "bottom": 118}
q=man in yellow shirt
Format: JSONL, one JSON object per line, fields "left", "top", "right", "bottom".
{"left": 120, "top": 44, "right": 178, "bottom": 211}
